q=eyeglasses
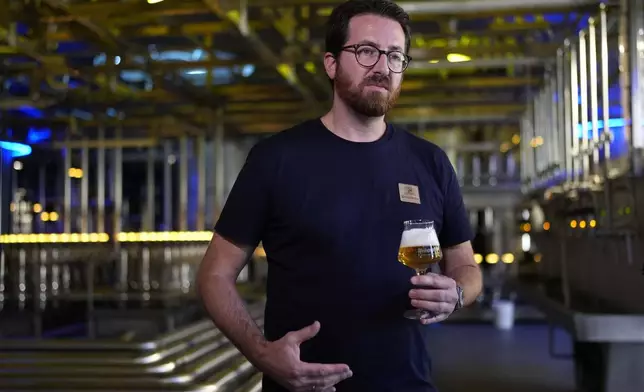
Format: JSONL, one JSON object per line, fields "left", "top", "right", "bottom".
{"left": 340, "top": 44, "right": 411, "bottom": 73}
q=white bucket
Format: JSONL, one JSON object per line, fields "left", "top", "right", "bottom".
{"left": 493, "top": 300, "right": 515, "bottom": 330}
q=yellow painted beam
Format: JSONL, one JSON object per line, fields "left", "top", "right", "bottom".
{"left": 409, "top": 43, "right": 558, "bottom": 60}
{"left": 64, "top": 1, "right": 208, "bottom": 20}
{"left": 47, "top": 21, "right": 268, "bottom": 41}
{"left": 51, "top": 138, "right": 158, "bottom": 149}
{"left": 202, "top": 0, "right": 320, "bottom": 106}
{"left": 239, "top": 123, "right": 295, "bottom": 134}
{"left": 403, "top": 77, "right": 538, "bottom": 90}
{"left": 392, "top": 105, "right": 524, "bottom": 117}
{"left": 0, "top": 45, "right": 18, "bottom": 54}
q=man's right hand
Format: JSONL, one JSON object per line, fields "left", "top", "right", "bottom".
{"left": 256, "top": 321, "right": 353, "bottom": 392}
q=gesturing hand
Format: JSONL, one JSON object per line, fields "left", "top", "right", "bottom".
{"left": 409, "top": 273, "right": 458, "bottom": 325}
{"left": 257, "top": 321, "right": 353, "bottom": 392}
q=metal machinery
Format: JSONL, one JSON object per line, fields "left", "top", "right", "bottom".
{"left": 517, "top": 0, "right": 644, "bottom": 390}
{"left": 0, "top": 0, "right": 621, "bottom": 390}
{"left": 0, "top": 235, "right": 267, "bottom": 391}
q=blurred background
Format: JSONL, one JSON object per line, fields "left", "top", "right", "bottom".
{"left": 0, "top": 0, "right": 643, "bottom": 391}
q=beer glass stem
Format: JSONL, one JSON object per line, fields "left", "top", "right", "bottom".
{"left": 412, "top": 268, "right": 432, "bottom": 319}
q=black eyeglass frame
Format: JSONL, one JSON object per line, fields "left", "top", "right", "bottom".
{"left": 339, "top": 43, "right": 412, "bottom": 73}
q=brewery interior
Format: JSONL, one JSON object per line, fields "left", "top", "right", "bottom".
{"left": 1, "top": 0, "right": 643, "bottom": 391}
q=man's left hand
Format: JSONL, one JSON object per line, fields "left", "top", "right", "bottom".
{"left": 409, "top": 273, "right": 458, "bottom": 325}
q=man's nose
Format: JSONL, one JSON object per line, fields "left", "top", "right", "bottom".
{"left": 372, "top": 53, "right": 390, "bottom": 74}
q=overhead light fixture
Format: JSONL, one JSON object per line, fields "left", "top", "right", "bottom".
{"left": 147, "top": 0, "right": 164, "bottom": 4}
{"left": 185, "top": 69, "right": 207, "bottom": 75}
{"left": 446, "top": 53, "right": 471, "bottom": 63}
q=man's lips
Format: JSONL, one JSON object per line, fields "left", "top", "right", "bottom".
{"left": 364, "top": 83, "right": 389, "bottom": 91}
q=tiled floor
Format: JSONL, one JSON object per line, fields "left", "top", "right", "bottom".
{"left": 428, "top": 322, "right": 577, "bottom": 392}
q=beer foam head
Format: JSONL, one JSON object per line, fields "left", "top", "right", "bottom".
{"left": 400, "top": 228, "right": 439, "bottom": 247}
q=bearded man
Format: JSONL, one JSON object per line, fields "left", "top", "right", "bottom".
{"left": 197, "top": 1, "right": 482, "bottom": 391}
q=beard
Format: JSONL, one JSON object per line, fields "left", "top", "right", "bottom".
{"left": 334, "top": 65, "right": 401, "bottom": 117}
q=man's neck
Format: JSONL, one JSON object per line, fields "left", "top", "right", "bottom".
{"left": 320, "top": 99, "right": 387, "bottom": 143}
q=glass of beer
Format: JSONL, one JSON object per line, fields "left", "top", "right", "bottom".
{"left": 397, "top": 219, "right": 442, "bottom": 320}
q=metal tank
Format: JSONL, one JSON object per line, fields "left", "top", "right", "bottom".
{"left": 519, "top": 0, "right": 644, "bottom": 312}
{"left": 516, "top": 1, "right": 644, "bottom": 390}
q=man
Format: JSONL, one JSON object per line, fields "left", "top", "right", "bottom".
{"left": 197, "top": 1, "right": 482, "bottom": 391}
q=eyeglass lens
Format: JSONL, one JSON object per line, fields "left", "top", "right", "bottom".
{"left": 355, "top": 45, "right": 408, "bottom": 72}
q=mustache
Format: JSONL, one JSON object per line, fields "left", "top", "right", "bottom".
{"left": 362, "top": 75, "right": 390, "bottom": 90}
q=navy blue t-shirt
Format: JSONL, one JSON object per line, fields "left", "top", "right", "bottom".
{"left": 215, "top": 119, "right": 473, "bottom": 392}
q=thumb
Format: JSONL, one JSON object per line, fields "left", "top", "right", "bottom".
{"left": 288, "top": 321, "right": 321, "bottom": 345}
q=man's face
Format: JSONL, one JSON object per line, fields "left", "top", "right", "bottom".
{"left": 330, "top": 14, "right": 406, "bottom": 117}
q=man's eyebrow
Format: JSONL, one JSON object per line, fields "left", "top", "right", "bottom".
{"left": 355, "top": 40, "right": 404, "bottom": 51}
{"left": 355, "top": 39, "right": 379, "bottom": 47}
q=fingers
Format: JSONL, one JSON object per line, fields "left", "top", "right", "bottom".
{"left": 411, "top": 273, "right": 454, "bottom": 289}
{"left": 298, "top": 364, "right": 353, "bottom": 391}
{"left": 282, "top": 323, "right": 352, "bottom": 391}
{"left": 409, "top": 286, "right": 457, "bottom": 315}
{"left": 409, "top": 288, "right": 456, "bottom": 303}
{"left": 409, "top": 275, "right": 456, "bottom": 316}
{"left": 300, "top": 362, "right": 351, "bottom": 377}
{"left": 410, "top": 298, "right": 455, "bottom": 315}
{"left": 420, "top": 313, "right": 449, "bottom": 325}
{"left": 301, "top": 371, "right": 352, "bottom": 389}
{"left": 287, "top": 321, "right": 321, "bottom": 345}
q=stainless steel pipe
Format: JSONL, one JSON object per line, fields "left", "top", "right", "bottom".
{"left": 0, "top": 304, "right": 264, "bottom": 351}
{"left": 0, "top": 314, "right": 265, "bottom": 390}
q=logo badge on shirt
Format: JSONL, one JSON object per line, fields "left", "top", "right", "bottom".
{"left": 398, "top": 183, "right": 421, "bottom": 204}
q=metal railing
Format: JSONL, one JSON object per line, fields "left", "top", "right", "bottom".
{"left": 453, "top": 144, "right": 520, "bottom": 188}
{"left": 0, "top": 304, "right": 266, "bottom": 390}
{"left": 0, "top": 242, "right": 218, "bottom": 340}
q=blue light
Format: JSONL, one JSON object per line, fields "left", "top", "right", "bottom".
{"left": 610, "top": 125, "right": 628, "bottom": 158}
{"left": 71, "top": 109, "right": 93, "bottom": 121}
{"left": 18, "top": 106, "right": 43, "bottom": 118}
{"left": 93, "top": 53, "right": 107, "bottom": 66}
{"left": 544, "top": 13, "right": 565, "bottom": 24}
{"left": 574, "top": 117, "right": 629, "bottom": 159}
{"left": 68, "top": 80, "right": 82, "bottom": 89}
{"left": 26, "top": 128, "right": 52, "bottom": 143}
{"left": 56, "top": 41, "right": 90, "bottom": 53}
{"left": 576, "top": 85, "right": 621, "bottom": 105}
{"left": 610, "top": 105, "right": 623, "bottom": 118}
{"left": 241, "top": 64, "right": 255, "bottom": 77}
{"left": 0, "top": 141, "right": 32, "bottom": 158}
{"left": 576, "top": 117, "right": 626, "bottom": 136}
{"left": 16, "top": 22, "right": 28, "bottom": 35}
{"left": 577, "top": 16, "right": 590, "bottom": 32}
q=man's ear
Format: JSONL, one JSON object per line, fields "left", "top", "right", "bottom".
{"left": 324, "top": 52, "right": 337, "bottom": 81}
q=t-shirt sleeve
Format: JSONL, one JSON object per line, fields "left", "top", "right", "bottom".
{"left": 214, "top": 142, "right": 273, "bottom": 248}
{"left": 438, "top": 151, "right": 474, "bottom": 248}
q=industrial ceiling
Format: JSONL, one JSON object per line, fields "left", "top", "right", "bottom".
{"left": 0, "top": 0, "right": 603, "bottom": 142}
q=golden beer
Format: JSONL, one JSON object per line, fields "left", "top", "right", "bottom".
{"left": 399, "top": 220, "right": 442, "bottom": 320}
{"left": 398, "top": 245, "right": 442, "bottom": 271}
